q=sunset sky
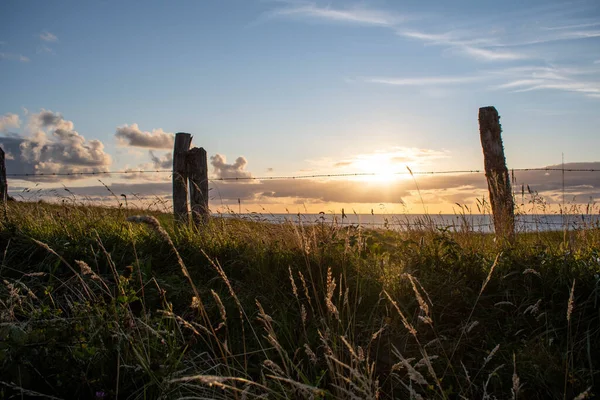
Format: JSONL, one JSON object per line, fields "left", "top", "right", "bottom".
{"left": 1, "top": 0, "right": 599, "bottom": 213}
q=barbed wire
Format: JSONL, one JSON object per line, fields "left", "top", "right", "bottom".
{"left": 6, "top": 170, "right": 171, "bottom": 177}
{"left": 5, "top": 167, "right": 600, "bottom": 180}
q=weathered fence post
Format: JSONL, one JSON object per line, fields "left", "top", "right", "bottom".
{"left": 0, "top": 148, "right": 6, "bottom": 203}
{"left": 478, "top": 106, "right": 515, "bottom": 241}
{"left": 173, "top": 132, "right": 192, "bottom": 224}
{"left": 187, "top": 147, "right": 209, "bottom": 225}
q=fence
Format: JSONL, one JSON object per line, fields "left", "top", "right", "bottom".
{"left": 1, "top": 106, "right": 600, "bottom": 240}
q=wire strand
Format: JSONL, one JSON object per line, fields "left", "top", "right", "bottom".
{"left": 5, "top": 167, "right": 600, "bottom": 179}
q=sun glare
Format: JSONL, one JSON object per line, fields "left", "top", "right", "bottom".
{"left": 353, "top": 153, "right": 405, "bottom": 183}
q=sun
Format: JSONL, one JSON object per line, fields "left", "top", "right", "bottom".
{"left": 352, "top": 153, "right": 404, "bottom": 183}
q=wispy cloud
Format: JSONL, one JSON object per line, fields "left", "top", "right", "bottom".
{"left": 40, "top": 31, "right": 58, "bottom": 42}
{"left": 497, "top": 79, "right": 600, "bottom": 98}
{"left": 37, "top": 45, "right": 55, "bottom": 55}
{"left": 400, "top": 30, "right": 496, "bottom": 47}
{"left": 365, "top": 64, "right": 600, "bottom": 100}
{"left": 366, "top": 76, "right": 482, "bottom": 86}
{"left": 0, "top": 53, "right": 30, "bottom": 62}
{"left": 266, "top": 3, "right": 403, "bottom": 27}
{"left": 457, "top": 46, "right": 527, "bottom": 61}
{"left": 493, "top": 29, "right": 600, "bottom": 47}
{"left": 490, "top": 65, "right": 600, "bottom": 99}
{"left": 398, "top": 29, "right": 528, "bottom": 61}
{"left": 541, "top": 22, "right": 600, "bottom": 31}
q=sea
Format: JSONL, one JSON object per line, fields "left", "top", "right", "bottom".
{"left": 217, "top": 213, "right": 600, "bottom": 233}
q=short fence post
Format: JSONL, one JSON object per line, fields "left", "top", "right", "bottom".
{"left": 173, "top": 132, "right": 192, "bottom": 224}
{"left": 478, "top": 106, "right": 515, "bottom": 241}
{"left": 0, "top": 148, "right": 6, "bottom": 203}
{"left": 187, "top": 147, "right": 209, "bottom": 225}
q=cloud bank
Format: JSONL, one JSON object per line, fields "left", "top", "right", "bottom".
{"left": 17, "top": 110, "right": 112, "bottom": 175}
{"left": 0, "top": 113, "right": 20, "bottom": 132}
{"left": 211, "top": 154, "right": 251, "bottom": 179}
{"left": 115, "top": 124, "right": 175, "bottom": 149}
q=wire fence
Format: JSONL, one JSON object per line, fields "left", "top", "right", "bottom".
{"left": 6, "top": 164, "right": 600, "bottom": 233}
{"left": 6, "top": 167, "right": 600, "bottom": 180}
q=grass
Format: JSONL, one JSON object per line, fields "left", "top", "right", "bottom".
{"left": 0, "top": 199, "right": 598, "bottom": 399}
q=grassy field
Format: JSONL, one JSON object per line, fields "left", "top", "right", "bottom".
{"left": 0, "top": 200, "right": 598, "bottom": 399}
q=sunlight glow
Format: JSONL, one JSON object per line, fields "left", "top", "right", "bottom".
{"left": 352, "top": 153, "right": 406, "bottom": 182}
{"left": 331, "top": 147, "right": 449, "bottom": 183}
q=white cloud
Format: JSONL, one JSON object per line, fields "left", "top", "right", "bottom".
{"left": 211, "top": 154, "right": 252, "bottom": 179}
{"left": 365, "top": 76, "right": 483, "bottom": 86}
{"left": 542, "top": 22, "right": 600, "bottom": 31}
{"left": 490, "top": 65, "right": 600, "bottom": 99}
{"left": 367, "top": 64, "right": 600, "bottom": 100}
{"left": 40, "top": 31, "right": 58, "bottom": 42}
{"left": 15, "top": 110, "right": 113, "bottom": 176}
{"left": 458, "top": 45, "right": 527, "bottom": 61}
{"left": 37, "top": 45, "right": 55, "bottom": 54}
{"left": 0, "top": 53, "right": 30, "bottom": 62}
{"left": 149, "top": 150, "right": 172, "bottom": 169}
{"left": 115, "top": 124, "right": 175, "bottom": 149}
{"left": 0, "top": 113, "right": 20, "bottom": 132}
{"left": 399, "top": 30, "right": 496, "bottom": 47}
{"left": 398, "top": 29, "right": 527, "bottom": 61}
{"left": 267, "top": 3, "right": 402, "bottom": 27}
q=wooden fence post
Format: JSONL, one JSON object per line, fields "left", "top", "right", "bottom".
{"left": 0, "top": 148, "right": 6, "bottom": 203}
{"left": 173, "top": 132, "right": 192, "bottom": 224}
{"left": 478, "top": 106, "right": 515, "bottom": 241}
{"left": 187, "top": 147, "right": 209, "bottom": 225}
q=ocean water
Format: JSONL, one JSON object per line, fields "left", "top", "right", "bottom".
{"left": 217, "top": 213, "right": 600, "bottom": 233}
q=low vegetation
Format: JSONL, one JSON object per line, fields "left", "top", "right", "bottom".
{"left": 0, "top": 200, "right": 598, "bottom": 399}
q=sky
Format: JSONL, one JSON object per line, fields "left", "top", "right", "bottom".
{"left": 1, "top": 0, "right": 599, "bottom": 213}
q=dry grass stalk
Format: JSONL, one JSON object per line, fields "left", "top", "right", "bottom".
{"left": 465, "top": 321, "right": 480, "bottom": 333}
{"left": 392, "top": 353, "right": 428, "bottom": 386}
{"left": 567, "top": 279, "right": 576, "bottom": 322}
{"left": 483, "top": 344, "right": 500, "bottom": 368}
{"left": 511, "top": 353, "right": 521, "bottom": 400}
{"left": 371, "top": 325, "right": 385, "bottom": 341}
{"left": 383, "top": 290, "right": 417, "bottom": 337}
{"left": 340, "top": 335, "right": 359, "bottom": 361}
{"left": 171, "top": 374, "right": 271, "bottom": 395}
{"left": 297, "top": 270, "right": 314, "bottom": 312}
{"left": 211, "top": 289, "right": 227, "bottom": 323}
{"left": 325, "top": 267, "right": 340, "bottom": 321}
{"left": 482, "top": 364, "right": 505, "bottom": 399}
{"left": 265, "top": 374, "right": 326, "bottom": 397}
{"left": 127, "top": 215, "right": 202, "bottom": 307}
{"left": 405, "top": 274, "right": 430, "bottom": 317}
{"left": 573, "top": 386, "right": 593, "bottom": 400}
{"left": 304, "top": 343, "right": 318, "bottom": 364}
{"left": 524, "top": 299, "right": 542, "bottom": 316}
{"left": 288, "top": 266, "right": 298, "bottom": 298}
{"left": 522, "top": 268, "right": 541, "bottom": 278}
{"left": 263, "top": 360, "right": 284, "bottom": 376}
{"left": 481, "top": 253, "right": 501, "bottom": 296}
{"left": 30, "top": 238, "right": 94, "bottom": 299}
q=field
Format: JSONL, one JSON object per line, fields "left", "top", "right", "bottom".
{"left": 0, "top": 201, "right": 598, "bottom": 399}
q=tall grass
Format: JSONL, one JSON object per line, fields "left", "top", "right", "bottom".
{"left": 0, "top": 199, "right": 598, "bottom": 399}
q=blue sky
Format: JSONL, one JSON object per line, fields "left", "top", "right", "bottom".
{"left": 1, "top": 0, "right": 599, "bottom": 212}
